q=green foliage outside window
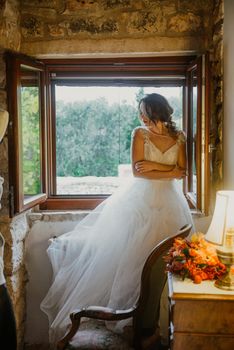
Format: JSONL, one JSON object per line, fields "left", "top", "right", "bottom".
{"left": 21, "top": 87, "right": 41, "bottom": 196}
{"left": 55, "top": 88, "right": 182, "bottom": 178}
{"left": 19, "top": 86, "right": 183, "bottom": 192}
{"left": 56, "top": 97, "right": 140, "bottom": 177}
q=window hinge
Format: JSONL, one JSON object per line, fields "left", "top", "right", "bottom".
{"left": 9, "top": 185, "right": 14, "bottom": 217}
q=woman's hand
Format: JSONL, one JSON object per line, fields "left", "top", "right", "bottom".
{"left": 135, "top": 160, "right": 156, "bottom": 173}
{"left": 171, "top": 166, "right": 187, "bottom": 179}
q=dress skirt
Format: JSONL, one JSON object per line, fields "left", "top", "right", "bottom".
{"left": 40, "top": 177, "right": 194, "bottom": 344}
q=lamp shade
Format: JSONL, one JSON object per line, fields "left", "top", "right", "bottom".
{"left": 0, "top": 109, "right": 9, "bottom": 143}
{"left": 205, "top": 191, "right": 234, "bottom": 246}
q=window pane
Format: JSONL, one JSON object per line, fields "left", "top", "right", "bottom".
{"left": 192, "top": 72, "right": 197, "bottom": 197}
{"left": 20, "top": 67, "right": 42, "bottom": 199}
{"left": 55, "top": 86, "right": 183, "bottom": 195}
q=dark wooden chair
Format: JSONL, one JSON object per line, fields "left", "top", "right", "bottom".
{"left": 57, "top": 224, "right": 192, "bottom": 350}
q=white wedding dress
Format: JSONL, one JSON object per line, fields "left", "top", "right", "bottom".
{"left": 41, "top": 127, "right": 194, "bottom": 344}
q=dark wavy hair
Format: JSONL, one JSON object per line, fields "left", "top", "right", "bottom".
{"left": 139, "top": 93, "right": 178, "bottom": 137}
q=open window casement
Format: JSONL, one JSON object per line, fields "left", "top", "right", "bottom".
{"left": 185, "top": 54, "right": 210, "bottom": 214}
{"left": 6, "top": 52, "right": 210, "bottom": 215}
{"left": 6, "top": 52, "right": 47, "bottom": 216}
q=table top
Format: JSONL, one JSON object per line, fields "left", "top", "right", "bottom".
{"left": 168, "top": 273, "right": 234, "bottom": 301}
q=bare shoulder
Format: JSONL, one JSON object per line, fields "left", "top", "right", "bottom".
{"left": 131, "top": 126, "right": 146, "bottom": 139}
{"left": 177, "top": 130, "right": 187, "bottom": 144}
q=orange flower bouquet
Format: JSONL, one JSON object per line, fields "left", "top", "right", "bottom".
{"left": 164, "top": 233, "right": 226, "bottom": 284}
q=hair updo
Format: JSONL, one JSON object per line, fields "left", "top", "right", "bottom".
{"left": 139, "top": 93, "right": 178, "bottom": 137}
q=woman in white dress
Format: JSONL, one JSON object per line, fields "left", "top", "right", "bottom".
{"left": 41, "top": 93, "right": 194, "bottom": 345}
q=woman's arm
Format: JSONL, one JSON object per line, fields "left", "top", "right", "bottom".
{"left": 134, "top": 160, "right": 174, "bottom": 173}
{"left": 131, "top": 129, "right": 185, "bottom": 180}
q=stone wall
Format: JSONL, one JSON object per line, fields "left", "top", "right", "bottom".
{"left": 0, "top": 214, "right": 28, "bottom": 349}
{"left": 0, "top": 2, "right": 26, "bottom": 350}
{"left": 0, "top": 0, "right": 21, "bottom": 51}
{"left": 20, "top": 0, "right": 214, "bottom": 57}
{"left": 0, "top": 0, "right": 20, "bottom": 214}
{"left": 209, "top": 0, "right": 224, "bottom": 208}
{"left": 0, "top": 53, "right": 9, "bottom": 215}
{"left": 0, "top": 0, "right": 225, "bottom": 349}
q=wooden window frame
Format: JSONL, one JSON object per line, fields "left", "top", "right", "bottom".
{"left": 6, "top": 52, "right": 47, "bottom": 216}
{"left": 6, "top": 54, "right": 210, "bottom": 215}
{"left": 184, "top": 55, "right": 210, "bottom": 214}
{"left": 185, "top": 57, "right": 202, "bottom": 209}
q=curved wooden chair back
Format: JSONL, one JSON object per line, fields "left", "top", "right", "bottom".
{"left": 132, "top": 224, "right": 192, "bottom": 347}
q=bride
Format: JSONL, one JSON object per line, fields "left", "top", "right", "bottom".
{"left": 41, "top": 93, "right": 194, "bottom": 345}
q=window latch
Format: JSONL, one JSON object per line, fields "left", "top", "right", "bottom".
{"left": 208, "top": 144, "right": 216, "bottom": 153}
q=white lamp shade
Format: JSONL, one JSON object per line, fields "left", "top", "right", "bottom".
{"left": 205, "top": 191, "right": 234, "bottom": 245}
{"left": 0, "top": 110, "right": 9, "bottom": 143}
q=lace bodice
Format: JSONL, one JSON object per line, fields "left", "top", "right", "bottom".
{"left": 140, "top": 127, "right": 185, "bottom": 165}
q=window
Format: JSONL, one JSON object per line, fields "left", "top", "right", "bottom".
{"left": 6, "top": 53, "right": 47, "bottom": 216}
{"left": 185, "top": 55, "right": 210, "bottom": 213}
{"left": 54, "top": 85, "right": 183, "bottom": 196}
{"left": 7, "top": 55, "right": 210, "bottom": 215}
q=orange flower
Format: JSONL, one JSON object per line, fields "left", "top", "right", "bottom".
{"left": 164, "top": 233, "right": 227, "bottom": 284}
{"left": 189, "top": 248, "right": 198, "bottom": 257}
{"left": 194, "top": 275, "right": 202, "bottom": 284}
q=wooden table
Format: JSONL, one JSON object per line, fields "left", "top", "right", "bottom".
{"left": 168, "top": 273, "right": 234, "bottom": 350}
